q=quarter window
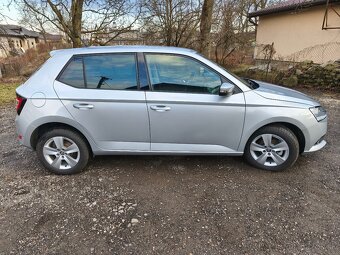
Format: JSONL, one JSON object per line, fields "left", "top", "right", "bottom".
{"left": 58, "top": 54, "right": 138, "bottom": 90}
{"left": 145, "top": 54, "right": 222, "bottom": 94}
{"left": 58, "top": 57, "right": 84, "bottom": 88}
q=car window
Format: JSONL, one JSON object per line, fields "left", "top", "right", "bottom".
{"left": 145, "top": 54, "right": 222, "bottom": 94}
{"left": 83, "top": 54, "right": 137, "bottom": 90}
{"left": 58, "top": 57, "right": 85, "bottom": 88}
{"left": 58, "top": 54, "right": 138, "bottom": 90}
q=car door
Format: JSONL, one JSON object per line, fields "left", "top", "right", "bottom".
{"left": 144, "top": 53, "right": 245, "bottom": 153}
{"left": 54, "top": 53, "right": 150, "bottom": 151}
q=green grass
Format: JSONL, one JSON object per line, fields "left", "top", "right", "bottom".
{"left": 0, "top": 83, "right": 19, "bottom": 105}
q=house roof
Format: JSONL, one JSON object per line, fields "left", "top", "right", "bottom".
{"left": 0, "top": 24, "right": 40, "bottom": 38}
{"left": 248, "top": 0, "right": 340, "bottom": 18}
{"left": 39, "top": 32, "right": 63, "bottom": 41}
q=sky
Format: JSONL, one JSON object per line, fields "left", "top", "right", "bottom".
{"left": 0, "top": 0, "right": 20, "bottom": 25}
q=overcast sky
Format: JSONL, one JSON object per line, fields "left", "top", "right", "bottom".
{"left": 1, "top": 0, "right": 20, "bottom": 25}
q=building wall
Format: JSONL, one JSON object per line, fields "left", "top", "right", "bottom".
{"left": 0, "top": 36, "right": 38, "bottom": 57}
{"left": 25, "top": 37, "right": 38, "bottom": 50}
{"left": 254, "top": 5, "right": 340, "bottom": 63}
{"left": 0, "top": 37, "right": 10, "bottom": 58}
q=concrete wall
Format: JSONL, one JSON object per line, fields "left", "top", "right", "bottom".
{"left": 254, "top": 5, "right": 340, "bottom": 64}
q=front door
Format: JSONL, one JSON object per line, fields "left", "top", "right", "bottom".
{"left": 54, "top": 53, "right": 150, "bottom": 151}
{"left": 144, "top": 53, "right": 245, "bottom": 153}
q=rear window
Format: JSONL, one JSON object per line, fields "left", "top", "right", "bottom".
{"left": 58, "top": 53, "right": 138, "bottom": 90}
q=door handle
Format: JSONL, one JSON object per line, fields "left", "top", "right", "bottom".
{"left": 150, "top": 105, "right": 171, "bottom": 112}
{"left": 73, "top": 103, "right": 94, "bottom": 110}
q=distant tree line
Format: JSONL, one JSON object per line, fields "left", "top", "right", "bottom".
{"left": 12, "top": 0, "right": 281, "bottom": 63}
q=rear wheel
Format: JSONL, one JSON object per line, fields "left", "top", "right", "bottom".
{"left": 244, "top": 125, "right": 299, "bottom": 171}
{"left": 36, "top": 129, "right": 89, "bottom": 175}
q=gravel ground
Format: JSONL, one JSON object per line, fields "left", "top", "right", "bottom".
{"left": 0, "top": 90, "right": 339, "bottom": 255}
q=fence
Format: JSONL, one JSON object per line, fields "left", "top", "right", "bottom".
{"left": 254, "top": 41, "right": 340, "bottom": 64}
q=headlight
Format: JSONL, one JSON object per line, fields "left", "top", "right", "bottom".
{"left": 309, "top": 106, "right": 327, "bottom": 121}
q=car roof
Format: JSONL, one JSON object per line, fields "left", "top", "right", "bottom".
{"left": 50, "top": 45, "right": 197, "bottom": 57}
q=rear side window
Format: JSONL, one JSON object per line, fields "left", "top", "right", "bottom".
{"left": 58, "top": 53, "right": 138, "bottom": 90}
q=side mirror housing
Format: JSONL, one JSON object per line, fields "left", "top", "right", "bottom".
{"left": 219, "top": 83, "right": 235, "bottom": 96}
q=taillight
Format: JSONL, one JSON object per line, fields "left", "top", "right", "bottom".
{"left": 16, "top": 93, "right": 27, "bottom": 115}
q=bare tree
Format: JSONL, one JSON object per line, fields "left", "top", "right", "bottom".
{"left": 0, "top": 7, "right": 12, "bottom": 58}
{"left": 211, "top": 0, "right": 235, "bottom": 65}
{"left": 18, "top": 2, "right": 49, "bottom": 43}
{"left": 141, "top": 0, "right": 201, "bottom": 47}
{"left": 81, "top": 0, "right": 142, "bottom": 46}
{"left": 14, "top": 0, "right": 84, "bottom": 47}
{"left": 0, "top": 9, "right": 5, "bottom": 23}
{"left": 1, "top": 0, "right": 20, "bottom": 24}
{"left": 15, "top": 0, "right": 141, "bottom": 47}
{"left": 209, "top": 0, "right": 282, "bottom": 66}
{"left": 199, "top": 0, "right": 214, "bottom": 57}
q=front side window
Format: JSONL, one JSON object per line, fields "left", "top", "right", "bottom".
{"left": 58, "top": 53, "right": 137, "bottom": 90}
{"left": 145, "top": 54, "right": 222, "bottom": 94}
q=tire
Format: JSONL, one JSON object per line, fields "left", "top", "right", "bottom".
{"left": 244, "top": 125, "right": 299, "bottom": 171}
{"left": 36, "top": 128, "right": 90, "bottom": 175}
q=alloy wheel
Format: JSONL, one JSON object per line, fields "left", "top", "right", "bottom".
{"left": 43, "top": 136, "right": 80, "bottom": 170}
{"left": 249, "top": 133, "right": 289, "bottom": 167}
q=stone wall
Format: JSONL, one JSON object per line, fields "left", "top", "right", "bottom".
{"left": 235, "top": 61, "right": 340, "bottom": 91}
{"left": 295, "top": 61, "right": 339, "bottom": 88}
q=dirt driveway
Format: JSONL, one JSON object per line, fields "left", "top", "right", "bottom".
{"left": 0, "top": 90, "right": 339, "bottom": 255}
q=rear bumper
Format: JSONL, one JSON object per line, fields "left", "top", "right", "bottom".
{"left": 15, "top": 115, "right": 31, "bottom": 148}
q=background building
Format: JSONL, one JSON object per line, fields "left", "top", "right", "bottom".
{"left": 249, "top": 0, "right": 340, "bottom": 64}
{"left": 0, "top": 25, "right": 40, "bottom": 57}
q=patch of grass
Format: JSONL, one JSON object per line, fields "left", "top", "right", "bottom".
{"left": 0, "top": 83, "right": 19, "bottom": 105}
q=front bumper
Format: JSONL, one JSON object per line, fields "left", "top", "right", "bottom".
{"left": 302, "top": 111, "right": 327, "bottom": 153}
{"left": 303, "top": 139, "right": 326, "bottom": 153}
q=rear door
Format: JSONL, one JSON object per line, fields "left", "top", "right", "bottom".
{"left": 54, "top": 53, "right": 150, "bottom": 151}
{"left": 144, "top": 53, "right": 245, "bottom": 153}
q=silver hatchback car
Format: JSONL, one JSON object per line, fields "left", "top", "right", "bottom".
{"left": 15, "top": 46, "right": 327, "bottom": 174}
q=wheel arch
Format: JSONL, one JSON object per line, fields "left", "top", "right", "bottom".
{"left": 275, "top": 122, "right": 305, "bottom": 154}
{"left": 30, "top": 122, "right": 94, "bottom": 155}
{"left": 240, "top": 121, "right": 306, "bottom": 154}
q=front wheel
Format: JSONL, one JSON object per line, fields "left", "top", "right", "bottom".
{"left": 244, "top": 125, "right": 299, "bottom": 171}
{"left": 36, "top": 129, "right": 90, "bottom": 175}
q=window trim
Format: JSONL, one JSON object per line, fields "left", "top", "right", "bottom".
{"left": 143, "top": 52, "right": 241, "bottom": 95}
{"left": 56, "top": 52, "right": 140, "bottom": 91}
{"left": 137, "top": 52, "right": 150, "bottom": 91}
{"left": 81, "top": 56, "right": 87, "bottom": 88}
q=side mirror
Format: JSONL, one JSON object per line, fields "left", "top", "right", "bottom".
{"left": 219, "top": 83, "right": 235, "bottom": 96}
